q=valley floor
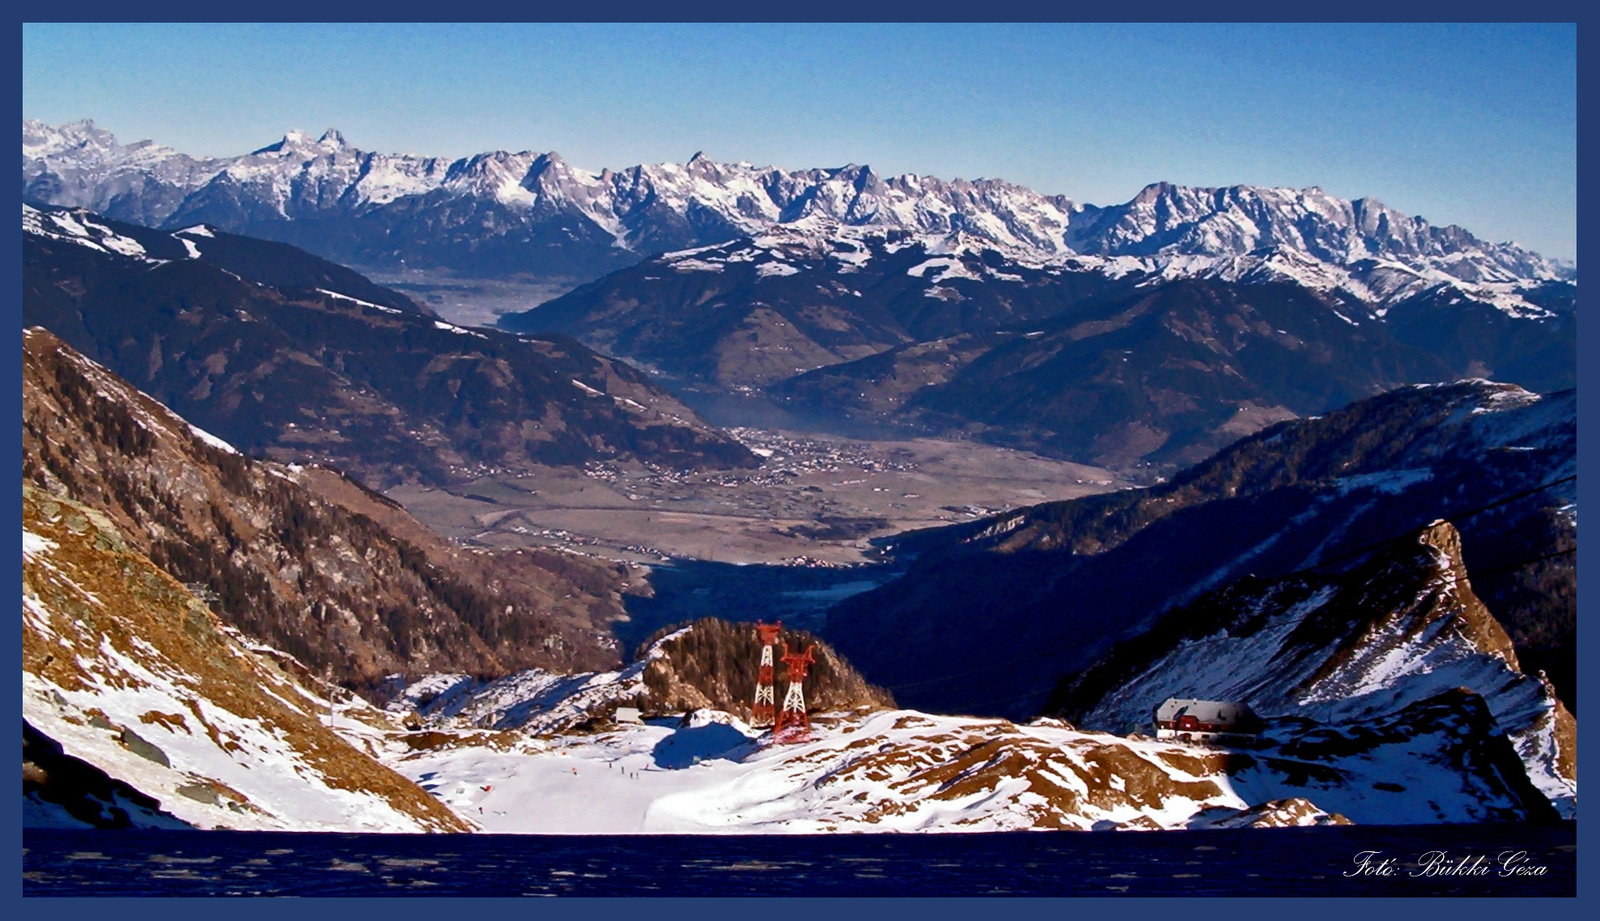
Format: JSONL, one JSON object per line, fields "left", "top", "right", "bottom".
{"left": 391, "top": 428, "right": 1125, "bottom": 567}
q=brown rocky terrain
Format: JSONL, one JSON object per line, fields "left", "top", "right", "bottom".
{"left": 23, "top": 328, "right": 635, "bottom": 688}
{"left": 792, "top": 685, "right": 1555, "bottom": 831}
{"left": 23, "top": 485, "right": 469, "bottom": 832}
{"left": 1050, "top": 521, "right": 1575, "bottom": 818}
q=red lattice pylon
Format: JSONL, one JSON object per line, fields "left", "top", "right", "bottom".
{"left": 751, "top": 621, "right": 782, "bottom": 727}
{"left": 774, "top": 642, "right": 815, "bottom": 743}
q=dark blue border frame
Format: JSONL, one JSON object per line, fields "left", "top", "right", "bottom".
{"left": 11, "top": 4, "right": 1587, "bottom": 915}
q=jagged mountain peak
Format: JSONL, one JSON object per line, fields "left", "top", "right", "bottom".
{"left": 1131, "top": 180, "right": 1179, "bottom": 204}
{"left": 1047, "top": 516, "right": 1575, "bottom": 817}
{"left": 252, "top": 129, "right": 307, "bottom": 154}
{"left": 24, "top": 116, "right": 103, "bottom": 137}
{"left": 22, "top": 118, "right": 124, "bottom": 162}
{"left": 251, "top": 126, "right": 357, "bottom": 158}
{"left": 21, "top": 118, "right": 1574, "bottom": 292}
{"left": 269, "top": 126, "right": 348, "bottom": 150}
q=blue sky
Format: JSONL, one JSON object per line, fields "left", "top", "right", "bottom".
{"left": 23, "top": 23, "right": 1577, "bottom": 261}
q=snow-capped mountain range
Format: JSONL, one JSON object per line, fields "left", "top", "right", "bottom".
{"left": 22, "top": 119, "right": 1574, "bottom": 297}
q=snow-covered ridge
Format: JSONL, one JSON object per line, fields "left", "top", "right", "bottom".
{"left": 186, "top": 422, "right": 238, "bottom": 455}
{"left": 382, "top": 689, "right": 1555, "bottom": 833}
{"left": 23, "top": 120, "right": 1573, "bottom": 301}
{"left": 367, "top": 609, "right": 1565, "bottom": 833}
{"left": 385, "top": 627, "right": 690, "bottom": 735}
{"left": 21, "top": 326, "right": 254, "bottom": 465}
{"left": 23, "top": 203, "right": 158, "bottom": 261}
{"left": 1068, "top": 521, "right": 1575, "bottom": 819}
{"left": 386, "top": 706, "right": 1297, "bottom": 833}
{"left": 22, "top": 485, "right": 468, "bottom": 833}
{"left": 647, "top": 220, "right": 1563, "bottom": 316}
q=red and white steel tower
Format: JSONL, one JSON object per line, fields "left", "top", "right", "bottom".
{"left": 775, "top": 642, "right": 816, "bottom": 742}
{"left": 751, "top": 621, "right": 782, "bottom": 727}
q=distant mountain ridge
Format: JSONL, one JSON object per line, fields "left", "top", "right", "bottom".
{"left": 23, "top": 119, "right": 1574, "bottom": 291}
{"left": 24, "top": 202, "right": 430, "bottom": 315}
{"left": 506, "top": 224, "right": 1575, "bottom": 467}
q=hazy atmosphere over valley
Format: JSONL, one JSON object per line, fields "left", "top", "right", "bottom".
{"left": 20, "top": 21, "right": 1577, "bottom": 897}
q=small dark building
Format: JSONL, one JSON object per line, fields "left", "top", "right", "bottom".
{"left": 1153, "top": 698, "right": 1260, "bottom": 742}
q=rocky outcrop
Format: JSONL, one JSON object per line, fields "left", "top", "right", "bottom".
{"left": 23, "top": 485, "right": 470, "bottom": 832}
{"left": 24, "top": 719, "right": 190, "bottom": 829}
{"left": 1051, "top": 522, "right": 1575, "bottom": 818}
{"left": 381, "top": 618, "right": 894, "bottom": 736}
{"left": 635, "top": 618, "right": 894, "bottom": 721}
{"left": 1195, "top": 798, "right": 1352, "bottom": 829}
{"left": 23, "top": 328, "right": 635, "bottom": 686}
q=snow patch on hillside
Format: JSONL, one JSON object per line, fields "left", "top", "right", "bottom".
{"left": 186, "top": 423, "right": 238, "bottom": 455}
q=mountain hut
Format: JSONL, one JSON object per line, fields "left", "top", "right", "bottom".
{"left": 1152, "top": 698, "right": 1260, "bottom": 743}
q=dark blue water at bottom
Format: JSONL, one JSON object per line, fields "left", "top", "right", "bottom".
{"left": 23, "top": 822, "right": 1575, "bottom": 896}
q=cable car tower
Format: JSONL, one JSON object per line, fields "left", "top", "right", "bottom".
{"left": 775, "top": 642, "right": 816, "bottom": 742}
{"left": 751, "top": 621, "right": 782, "bottom": 727}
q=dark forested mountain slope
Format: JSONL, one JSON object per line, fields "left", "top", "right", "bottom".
{"left": 23, "top": 328, "right": 642, "bottom": 687}
{"left": 25, "top": 203, "right": 430, "bottom": 315}
{"left": 507, "top": 229, "right": 1573, "bottom": 468}
{"left": 23, "top": 207, "right": 755, "bottom": 485}
{"left": 824, "top": 381, "right": 1575, "bottom": 718}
